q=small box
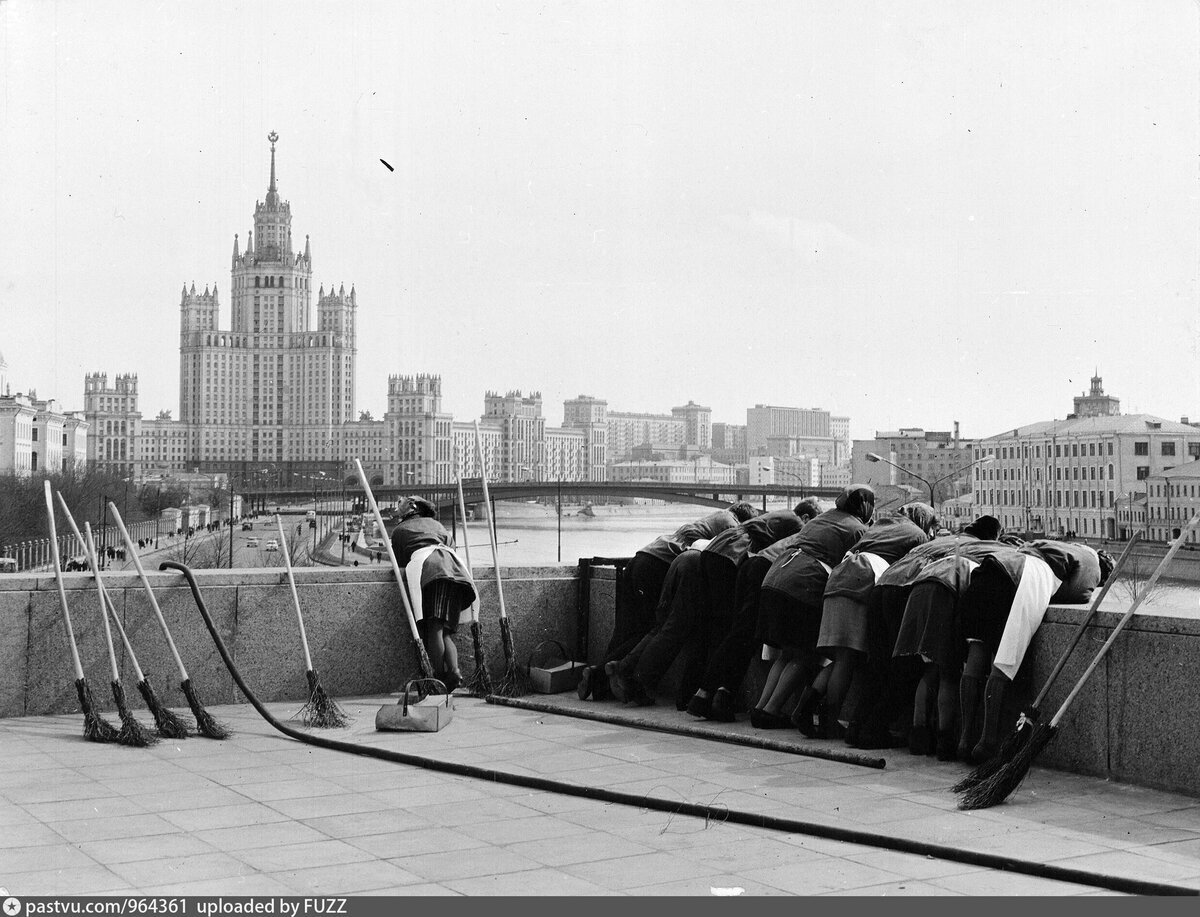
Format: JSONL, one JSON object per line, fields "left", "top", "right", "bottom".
{"left": 376, "top": 679, "right": 454, "bottom": 732}
{"left": 526, "top": 640, "right": 584, "bottom": 694}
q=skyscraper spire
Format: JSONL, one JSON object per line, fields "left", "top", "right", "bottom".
{"left": 266, "top": 131, "right": 280, "bottom": 205}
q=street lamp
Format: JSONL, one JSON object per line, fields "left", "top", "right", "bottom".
{"left": 865, "top": 451, "right": 996, "bottom": 508}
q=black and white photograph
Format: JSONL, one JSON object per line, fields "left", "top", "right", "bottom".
{"left": 2, "top": 0, "right": 1200, "bottom": 899}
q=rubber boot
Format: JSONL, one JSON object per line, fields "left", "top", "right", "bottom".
{"left": 956, "top": 674, "right": 984, "bottom": 761}
{"left": 971, "top": 673, "right": 1010, "bottom": 764}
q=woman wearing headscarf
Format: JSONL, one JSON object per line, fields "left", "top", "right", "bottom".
{"left": 610, "top": 506, "right": 806, "bottom": 708}
{"left": 577, "top": 502, "right": 756, "bottom": 701}
{"left": 890, "top": 517, "right": 1016, "bottom": 759}
{"left": 749, "top": 485, "right": 875, "bottom": 728}
{"left": 957, "top": 540, "right": 1112, "bottom": 763}
{"left": 847, "top": 515, "right": 1002, "bottom": 749}
{"left": 389, "top": 495, "right": 478, "bottom": 692}
{"left": 685, "top": 497, "right": 823, "bottom": 722}
{"left": 797, "top": 502, "right": 939, "bottom": 738}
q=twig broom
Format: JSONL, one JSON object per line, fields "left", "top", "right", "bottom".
{"left": 42, "top": 482, "right": 120, "bottom": 743}
{"left": 454, "top": 450, "right": 493, "bottom": 697}
{"left": 275, "top": 514, "right": 351, "bottom": 728}
{"left": 62, "top": 500, "right": 189, "bottom": 738}
{"left": 353, "top": 459, "right": 436, "bottom": 680}
{"left": 109, "top": 503, "right": 229, "bottom": 739}
{"left": 54, "top": 490, "right": 163, "bottom": 747}
{"left": 953, "top": 535, "right": 1139, "bottom": 794}
{"left": 473, "top": 420, "right": 528, "bottom": 697}
{"left": 959, "top": 515, "right": 1200, "bottom": 810}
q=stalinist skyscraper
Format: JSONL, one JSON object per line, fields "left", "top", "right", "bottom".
{"left": 85, "top": 133, "right": 601, "bottom": 487}
{"left": 175, "top": 131, "right": 356, "bottom": 468}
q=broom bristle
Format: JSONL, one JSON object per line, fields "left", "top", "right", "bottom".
{"left": 299, "top": 669, "right": 352, "bottom": 729}
{"left": 492, "top": 618, "right": 530, "bottom": 697}
{"left": 137, "top": 675, "right": 192, "bottom": 739}
{"left": 181, "top": 678, "right": 230, "bottom": 740}
{"left": 76, "top": 678, "right": 120, "bottom": 743}
{"left": 958, "top": 720, "right": 1056, "bottom": 810}
{"left": 111, "top": 680, "right": 158, "bottom": 747}
{"left": 463, "top": 620, "right": 494, "bottom": 697}
{"left": 952, "top": 712, "right": 1036, "bottom": 794}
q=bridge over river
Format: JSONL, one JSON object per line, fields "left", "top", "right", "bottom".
{"left": 247, "top": 480, "right": 846, "bottom": 514}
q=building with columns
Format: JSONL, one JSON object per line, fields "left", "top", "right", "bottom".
{"left": 1, "top": 353, "right": 89, "bottom": 476}
{"left": 82, "top": 134, "right": 607, "bottom": 489}
{"left": 971, "top": 375, "right": 1200, "bottom": 539}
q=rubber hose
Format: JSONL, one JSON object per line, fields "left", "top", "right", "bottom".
{"left": 160, "top": 561, "right": 1197, "bottom": 897}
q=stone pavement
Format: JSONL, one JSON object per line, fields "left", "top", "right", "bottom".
{"left": 1, "top": 693, "right": 1199, "bottom": 897}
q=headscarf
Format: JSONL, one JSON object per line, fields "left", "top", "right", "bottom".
{"left": 793, "top": 496, "right": 822, "bottom": 522}
{"left": 728, "top": 501, "right": 758, "bottom": 522}
{"left": 962, "top": 514, "right": 1002, "bottom": 540}
{"left": 403, "top": 496, "right": 438, "bottom": 519}
{"left": 835, "top": 484, "right": 876, "bottom": 525}
{"left": 896, "top": 501, "right": 938, "bottom": 535}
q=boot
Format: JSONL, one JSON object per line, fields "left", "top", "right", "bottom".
{"left": 790, "top": 687, "right": 821, "bottom": 738}
{"left": 971, "top": 672, "right": 1010, "bottom": 764}
{"left": 576, "top": 665, "right": 596, "bottom": 701}
{"left": 816, "top": 701, "right": 846, "bottom": 740}
{"left": 956, "top": 674, "right": 984, "bottom": 760}
{"left": 685, "top": 691, "right": 712, "bottom": 719}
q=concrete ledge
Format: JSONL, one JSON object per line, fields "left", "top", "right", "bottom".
{"left": 3, "top": 564, "right": 1198, "bottom": 798}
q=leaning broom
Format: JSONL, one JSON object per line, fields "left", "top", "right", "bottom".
{"left": 42, "top": 481, "right": 120, "bottom": 743}
{"left": 959, "top": 515, "right": 1200, "bottom": 810}
{"left": 454, "top": 449, "right": 494, "bottom": 697}
{"left": 473, "top": 420, "right": 528, "bottom": 697}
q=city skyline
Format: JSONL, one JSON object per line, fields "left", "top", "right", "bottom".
{"left": 3, "top": 2, "right": 1198, "bottom": 441}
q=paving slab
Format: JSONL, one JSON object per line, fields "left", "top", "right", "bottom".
{"left": 1, "top": 693, "right": 1198, "bottom": 896}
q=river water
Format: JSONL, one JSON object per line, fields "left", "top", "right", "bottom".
{"left": 453, "top": 503, "right": 710, "bottom": 566}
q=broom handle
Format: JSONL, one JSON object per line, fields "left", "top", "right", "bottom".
{"left": 55, "top": 497, "right": 121, "bottom": 684}
{"left": 109, "top": 502, "right": 189, "bottom": 681}
{"left": 453, "top": 450, "right": 481, "bottom": 625}
{"left": 1029, "top": 535, "right": 1140, "bottom": 710}
{"left": 353, "top": 460, "right": 423, "bottom": 643}
{"left": 473, "top": 420, "right": 509, "bottom": 621}
{"left": 79, "top": 524, "right": 124, "bottom": 683}
{"left": 73, "top": 517, "right": 147, "bottom": 684}
{"left": 1049, "top": 514, "right": 1200, "bottom": 729}
{"left": 275, "top": 515, "right": 314, "bottom": 671}
{"left": 58, "top": 507, "right": 121, "bottom": 685}
{"left": 42, "top": 482, "right": 85, "bottom": 681}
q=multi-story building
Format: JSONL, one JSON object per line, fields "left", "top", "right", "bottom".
{"left": 608, "top": 455, "right": 736, "bottom": 486}
{"left": 1144, "top": 461, "right": 1200, "bottom": 543}
{"left": 672, "top": 401, "right": 712, "bottom": 451}
{"left": 605, "top": 410, "right": 686, "bottom": 462}
{"left": 83, "top": 134, "right": 609, "bottom": 491}
{"left": 561, "top": 395, "right": 608, "bottom": 481}
{"left": 0, "top": 382, "right": 88, "bottom": 476}
{"left": 711, "top": 422, "right": 747, "bottom": 466}
{"left": 851, "top": 426, "right": 977, "bottom": 505}
{"left": 746, "top": 404, "right": 831, "bottom": 455}
{"left": 972, "top": 375, "right": 1200, "bottom": 539}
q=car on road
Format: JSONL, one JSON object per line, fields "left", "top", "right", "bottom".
{"left": 265, "top": 540, "right": 279, "bottom": 552}
{"left": 246, "top": 538, "right": 260, "bottom": 548}
{"left": 242, "top": 522, "right": 253, "bottom": 531}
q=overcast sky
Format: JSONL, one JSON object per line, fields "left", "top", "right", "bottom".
{"left": 2, "top": 1, "right": 1197, "bottom": 441}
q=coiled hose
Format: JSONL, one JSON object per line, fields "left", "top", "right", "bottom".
{"left": 161, "top": 561, "right": 1196, "bottom": 897}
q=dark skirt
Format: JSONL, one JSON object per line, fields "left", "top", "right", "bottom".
{"left": 756, "top": 586, "right": 825, "bottom": 651}
{"left": 958, "top": 559, "right": 1020, "bottom": 656}
{"left": 892, "top": 580, "right": 964, "bottom": 671}
{"left": 418, "top": 580, "right": 473, "bottom": 634}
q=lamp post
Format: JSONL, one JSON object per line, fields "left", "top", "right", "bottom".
{"left": 865, "top": 451, "right": 996, "bottom": 509}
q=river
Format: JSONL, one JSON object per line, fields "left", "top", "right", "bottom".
{"left": 453, "top": 502, "right": 724, "bottom": 566}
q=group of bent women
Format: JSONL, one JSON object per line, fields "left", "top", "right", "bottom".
{"left": 574, "top": 486, "right": 1112, "bottom": 765}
